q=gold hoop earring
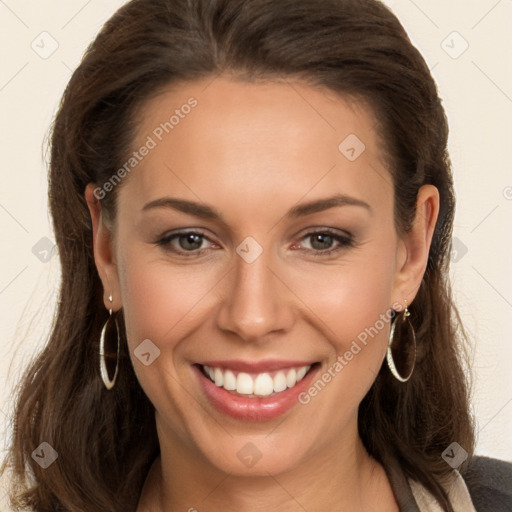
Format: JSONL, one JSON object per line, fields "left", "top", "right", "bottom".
{"left": 386, "top": 300, "right": 416, "bottom": 382}
{"left": 99, "top": 293, "right": 120, "bottom": 390}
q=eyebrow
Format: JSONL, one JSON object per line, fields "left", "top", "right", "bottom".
{"left": 141, "top": 193, "right": 372, "bottom": 220}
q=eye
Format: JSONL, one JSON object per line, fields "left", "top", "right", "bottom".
{"left": 296, "top": 229, "right": 354, "bottom": 256}
{"left": 155, "top": 228, "right": 354, "bottom": 257}
{"left": 156, "top": 230, "right": 216, "bottom": 256}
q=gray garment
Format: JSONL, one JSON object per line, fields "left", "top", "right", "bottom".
{"left": 384, "top": 455, "right": 512, "bottom": 512}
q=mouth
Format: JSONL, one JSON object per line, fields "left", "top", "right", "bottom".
{"left": 192, "top": 360, "right": 321, "bottom": 420}
{"left": 199, "top": 363, "right": 313, "bottom": 397}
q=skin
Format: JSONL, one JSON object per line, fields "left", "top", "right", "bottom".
{"left": 85, "top": 75, "right": 439, "bottom": 511}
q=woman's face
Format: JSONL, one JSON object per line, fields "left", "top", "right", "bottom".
{"left": 87, "top": 76, "right": 437, "bottom": 477}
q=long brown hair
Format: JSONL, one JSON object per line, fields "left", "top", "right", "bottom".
{"left": 3, "top": 0, "right": 474, "bottom": 510}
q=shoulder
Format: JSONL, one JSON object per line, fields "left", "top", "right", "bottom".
{"left": 461, "top": 455, "right": 512, "bottom": 512}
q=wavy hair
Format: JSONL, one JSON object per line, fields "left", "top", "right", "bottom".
{"left": 3, "top": 0, "right": 474, "bottom": 510}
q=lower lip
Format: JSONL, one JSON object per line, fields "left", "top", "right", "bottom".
{"left": 193, "top": 364, "right": 319, "bottom": 421}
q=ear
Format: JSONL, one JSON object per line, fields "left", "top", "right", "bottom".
{"left": 391, "top": 184, "right": 440, "bottom": 309}
{"left": 85, "top": 184, "right": 122, "bottom": 312}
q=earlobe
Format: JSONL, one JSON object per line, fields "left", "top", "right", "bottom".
{"left": 85, "top": 184, "right": 121, "bottom": 311}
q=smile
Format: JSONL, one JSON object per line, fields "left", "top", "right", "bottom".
{"left": 201, "top": 364, "right": 311, "bottom": 397}
{"left": 193, "top": 360, "right": 320, "bottom": 421}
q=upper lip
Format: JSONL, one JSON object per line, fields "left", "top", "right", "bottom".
{"left": 196, "top": 359, "right": 317, "bottom": 373}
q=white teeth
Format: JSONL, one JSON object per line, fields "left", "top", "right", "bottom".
{"left": 236, "top": 372, "right": 254, "bottom": 394}
{"left": 223, "top": 370, "right": 237, "bottom": 390}
{"left": 296, "top": 366, "right": 308, "bottom": 381}
{"left": 253, "top": 373, "right": 274, "bottom": 397}
{"left": 286, "top": 368, "right": 297, "bottom": 388}
{"left": 202, "top": 364, "right": 312, "bottom": 396}
{"left": 213, "top": 367, "right": 223, "bottom": 387}
{"left": 273, "top": 371, "right": 287, "bottom": 392}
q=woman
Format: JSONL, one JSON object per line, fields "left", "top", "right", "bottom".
{"left": 2, "top": 0, "right": 511, "bottom": 511}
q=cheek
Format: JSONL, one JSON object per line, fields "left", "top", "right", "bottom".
{"left": 116, "top": 248, "right": 223, "bottom": 432}
{"left": 291, "top": 239, "right": 398, "bottom": 413}
{"left": 290, "top": 246, "right": 397, "bottom": 431}
{"left": 117, "top": 248, "right": 220, "bottom": 348}
{"left": 293, "top": 242, "right": 397, "bottom": 350}
{"left": 119, "top": 233, "right": 398, "bottom": 354}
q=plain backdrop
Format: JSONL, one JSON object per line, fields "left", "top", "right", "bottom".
{"left": 1, "top": 0, "right": 511, "bottom": 506}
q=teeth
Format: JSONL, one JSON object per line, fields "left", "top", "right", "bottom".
{"left": 286, "top": 368, "right": 297, "bottom": 388}
{"left": 214, "top": 367, "right": 223, "bottom": 387}
{"left": 202, "top": 364, "right": 312, "bottom": 397}
{"left": 273, "top": 371, "right": 287, "bottom": 392}
{"left": 296, "top": 366, "right": 308, "bottom": 381}
{"left": 254, "top": 373, "right": 274, "bottom": 396}
{"left": 223, "top": 370, "right": 237, "bottom": 390}
{"left": 236, "top": 373, "right": 254, "bottom": 394}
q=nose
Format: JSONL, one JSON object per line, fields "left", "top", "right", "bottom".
{"left": 215, "top": 245, "right": 294, "bottom": 344}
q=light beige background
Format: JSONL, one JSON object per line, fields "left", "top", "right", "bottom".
{"left": 1, "top": 0, "right": 511, "bottom": 507}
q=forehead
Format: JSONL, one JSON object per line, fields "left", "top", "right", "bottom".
{"left": 119, "top": 76, "right": 393, "bottom": 221}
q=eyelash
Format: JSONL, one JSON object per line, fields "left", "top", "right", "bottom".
{"left": 155, "top": 228, "right": 354, "bottom": 257}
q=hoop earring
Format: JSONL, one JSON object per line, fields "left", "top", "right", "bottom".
{"left": 386, "top": 300, "right": 416, "bottom": 382}
{"left": 99, "top": 293, "right": 120, "bottom": 390}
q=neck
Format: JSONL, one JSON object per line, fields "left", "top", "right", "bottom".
{"left": 139, "top": 417, "right": 397, "bottom": 512}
